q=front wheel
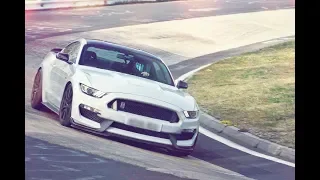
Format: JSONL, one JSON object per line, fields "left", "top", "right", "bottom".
{"left": 59, "top": 84, "right": 73, "bottom": 127}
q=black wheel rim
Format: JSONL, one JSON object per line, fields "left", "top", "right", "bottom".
{"left": 31, "top": 72, "right": 41, "bottom": 102}
{"left": 60, "top": 86, "right": 73, "bottom": 121}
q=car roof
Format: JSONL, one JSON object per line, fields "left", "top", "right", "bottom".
{"left": 85, "top": 39, "right": 162, "bottom": 62}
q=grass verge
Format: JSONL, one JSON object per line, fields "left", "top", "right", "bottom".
{"left": 187, "top": 41, "right": 295, "bottom": 148}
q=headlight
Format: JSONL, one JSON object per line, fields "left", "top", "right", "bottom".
{"left": 80, "top": 83, "right": 106, "bottom": 98}
{"left": 183, "top": 110, "right": 199, "bottom": 119}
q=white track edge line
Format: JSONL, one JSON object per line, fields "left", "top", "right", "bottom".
{"left": 199, "top": 127, "right": 295, "bottom": 167}
{"left": 174, "top": 63, "right": 213, "bottom": 84}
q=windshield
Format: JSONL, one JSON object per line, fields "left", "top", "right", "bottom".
{"left": 79, "top": 44, "right": 174, "bottom": 86}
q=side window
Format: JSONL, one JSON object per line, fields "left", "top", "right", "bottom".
{"left": 62, "top": 42, "right": 81, "bottom": 63}
{"left": 153, "top": 62, "right": 173, "bottom": 84}
{"left": 153, "top": 62, "right": 166, "bottom": 82}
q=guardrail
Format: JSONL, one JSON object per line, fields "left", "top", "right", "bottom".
{"left": 25, "top": 0, "right": 159, "bottom": 11}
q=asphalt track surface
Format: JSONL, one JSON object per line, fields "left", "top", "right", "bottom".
{"left": 26, "top": 137, "right": 189, "bottom": 180}
{"left": 25, "top": 0, "right": 295, "bottom": 180}
{"left": 25, "top": 0, "right": 295, "bottom": 42}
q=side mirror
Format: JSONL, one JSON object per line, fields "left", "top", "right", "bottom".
{"left": 51, "top": 48, "right": 62, "bottom": 53}
{"left": 56, "top": 53, "right": 71, "bottom": 64}
{"left": 176, "top": 80, "right": 188, "bottom": 89}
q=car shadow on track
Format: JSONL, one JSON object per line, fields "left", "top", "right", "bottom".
{"left": 25, "top": 136, "right": 189, "bottom": 180}
{"left": 72, "top": 127, "right": 181, "bottom": 158}
{"left": 33, "top": 107, "right": 186, "bottom": 158}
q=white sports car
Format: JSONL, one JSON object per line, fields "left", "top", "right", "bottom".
{"left": 31, "top": 39, "right": 200, "bottom": 156}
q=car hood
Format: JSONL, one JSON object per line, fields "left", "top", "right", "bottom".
{"left": 77, "top": 66, "right": 197, "bottom": 110}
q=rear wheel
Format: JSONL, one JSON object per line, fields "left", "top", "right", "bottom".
{"left": 31, "top": 69, "right": 43, "bottom": 110}
{"left": 59, "top": 84, "right": 73, "bottom": 127}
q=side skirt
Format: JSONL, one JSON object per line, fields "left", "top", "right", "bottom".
{"left": 42, "top": 102, "right": 59, "bottom": 115}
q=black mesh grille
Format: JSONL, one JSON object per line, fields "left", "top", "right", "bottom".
{"left": 110, "top": 122, "right": 195, "bottom": 141}
{"left": 79, "top": 106, "right": 104, "bottom": 123}
{"left": 109, "top": 99, "right": 179, "bottom": 123}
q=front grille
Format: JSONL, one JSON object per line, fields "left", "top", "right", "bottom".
{"left": 79, "top": 106, "right": 104, "bottom": 123}
{"left": 108, "top": 99, "right": 179, "bottom": 123}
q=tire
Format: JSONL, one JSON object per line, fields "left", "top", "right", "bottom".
{"left": 59, "top": 84, "right": 73, "bottom": 127}
{"left": 31, "top": 69, "right": 43, "bottom": 110}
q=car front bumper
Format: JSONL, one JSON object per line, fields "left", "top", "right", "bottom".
{"left": 71, "top": 86, "right": 199, "bottom": 150}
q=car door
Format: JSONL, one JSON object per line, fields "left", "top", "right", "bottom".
{"left": 56, "top": 41, "right": 82, "bottom": 106}
{"left": 49, "top": 41, "right": 81, "bottom": 108}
